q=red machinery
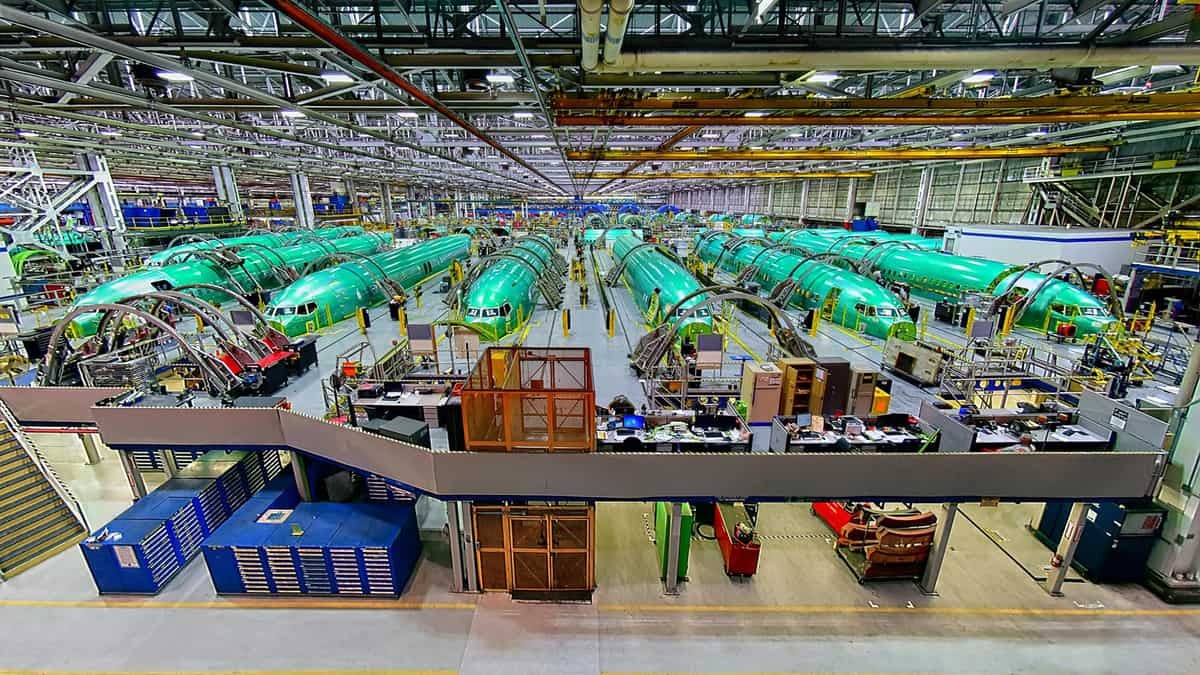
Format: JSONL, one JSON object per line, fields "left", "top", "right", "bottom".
{"left": 713, "top": 502, "right": 761, "bottom": 576}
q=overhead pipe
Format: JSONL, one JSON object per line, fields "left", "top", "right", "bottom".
{"left": 552, "top": 90, "right": 1200, "bottom": 111}
{"left": 566, "top": 145, "right": 1112, "bottom": 161}
{"left": 262, "top": 0, "right": 565, "bottom": 193}
{"left": 603, "top": 0, "right": 634, "bottom": 66}
{"left": 557, "top": 110, "right": 1200, "bottom": 127}
{"left": 596, "top": 45, "right": 1200, "bottom": 73}
{"left": 580, "top": 0, "right": 604, "bottom": 71}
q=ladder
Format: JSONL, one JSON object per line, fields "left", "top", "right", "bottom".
{"left": 0, "top": 402, "right": 88, "bottom": 580}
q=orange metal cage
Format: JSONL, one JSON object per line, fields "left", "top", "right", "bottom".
{"left": 461, "top": 347, "right": 596, "bottom": 453}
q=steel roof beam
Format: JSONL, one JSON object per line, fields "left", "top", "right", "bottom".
{"left": 566, "top": 146, "right": 1111, "bottom": 161}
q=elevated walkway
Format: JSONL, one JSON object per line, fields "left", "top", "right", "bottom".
{"left": 0, "top": 387, "right": 1164, "bottom": 504}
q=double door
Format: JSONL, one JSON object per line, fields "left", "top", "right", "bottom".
{"left": 472, "top": 504, "right": 594, "bottom": 593}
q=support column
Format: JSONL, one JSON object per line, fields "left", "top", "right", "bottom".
{"left": 79, "top": 433, "right": 101, "bottom": 465}
{"left": 211, "top": 165, "right": 243, "bottom": 221}
{"left": 291, "top": 451, "right": 313, "bottom": 501}
{"left": 158, "top": 450, "right": 178, "bottom": 477}
{"left": 766, "top": 182, "right": 775, "bottom": 214}
{"left": 743, "top": 184, "right": 752, "bottom": 212}
{"left": 1044, "top": 502, "right": 1088, "bottom": 596}
{"left": 912, "top": 166, "right": 934, "bottom": 234}
{"left": 288, "top": 171, "right": 316, "bottom": 229}
{"left": 77, "top": 153, "right": 127, "bottom": 252}
{"left": 798, "top": 180, "right": 810, "bottom": 221}
{"left": 664, "top": 501, "right": 683, "bottom": 595}
{"left": 460, "top": 500, "right": 479, "bottom": 592}
{"left": 844, "top": 177, "right": 859, "bottom": 223}
{"left": 446, "top": 500, "right": 466, "bottom": 592}
{"left": 343, "top": 178, "right": 356, "bottom": 207}
{"left": 380, "top": 183, "right": 395, "bottom": 225}
{"left": 117, "top": 450, "right": 146, "bottom": 500}
{"left": 919, "top": 503, "right": 958, "bottom": 595}
{"left": 405, "top": 186, "right": 415, "bottom": 219}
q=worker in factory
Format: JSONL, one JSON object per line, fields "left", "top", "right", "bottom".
{"left": 1000, "top": 433, "right": 1037, "bottom": 453}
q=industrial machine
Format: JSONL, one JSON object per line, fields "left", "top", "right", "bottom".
{"left": 881, "top": 336, "right": 952, "bottom": 386}
{"left": 1036, "top": 501, "right": 1166, "bottom": 583}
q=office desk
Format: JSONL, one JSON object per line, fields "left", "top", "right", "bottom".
{"left": 354, "top": 391, "right": 446, "bottom": 426}
{"left": 974, "top": 424, "right": 1112, "bottom": 452}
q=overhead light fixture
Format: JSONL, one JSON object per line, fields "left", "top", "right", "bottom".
{"left": 190, "top": 131, "right": 204, "bottom": 138}
{"left": 486, "top": 72, "right": 515, "bottom": 85}
{"left": 398, "top": 111, "right": 420, "bottom": 118}
{"left": 701, "top": 133, "right": 720, "bottom": 139}
{"left": 744, "top": 111, "right": 770, "bottom": 118}
{"left": 187, "top": 143, "right": 203, "bottom": 149}
{"left": 950, "top": 132, "right": 966, "bottom": 139}
{"left": 805, "top": 72, "right": 839, "bottom": 84}
{"left": 513, "top": 112, "right": 534, "bottom": 119}
{"left": 251, "top": 152, "right": 267, "bottom": 158}
{"left": 788, "top": 132, "right": 803, "bottom": 138}
{"left": 100, "top": 130, "right": 122, "bottom": 137}
{"left": 749, "top": 145, "right": 765, "bottom": 150}
{"left": 155, "top": 70, "right": 194, "bottom": 83}
{"left": 962, "top": 70, "right": 998, "bottom": 85}
{"left": 17, "top": 130, "right": 37, "bottom": 138}
{"left": 280, "top": 110, "right": 306, "bottom": 118}
{"left": 1027, "top": 128, "right": 1048, "bottom": 137}
{"left": 321, "top": 71, "right": 354, "bottom": 84}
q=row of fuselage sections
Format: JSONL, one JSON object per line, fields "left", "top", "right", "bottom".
{"left": 64, "top": 224, "right": 1117, "bottom": 349}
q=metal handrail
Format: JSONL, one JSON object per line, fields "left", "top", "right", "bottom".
{"left": 0, "top": 400, "right": 89, "bottom": 537}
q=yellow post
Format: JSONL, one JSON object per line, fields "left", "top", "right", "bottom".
{"left": 607, "top": 309, "right": 615, "bottom": 338}
{"left": 415, "top": 285, "right": 422, "bottom": 308}
{"left": 1042, "top": 308, "right": 1052, "bottom": 335}
{"left": 809, "top": 307, "right": 820, "bottom": 336}
{"left": 920, "top": 309, "right": 928, "bottom": 338}
{"left": 964, "top": 307, "right": 976, "bottom": 337}
{"left": 398, "top": 308, "right": 407, "bottom": 337}
{"left": 562, "top": 309, "right": 570, "bottom": 337}
{"left": 325, "top": 304, "right": 334, "bottom": 328}
{"left": 195, "top": 314, "right": 204, "bottom": 333}
{"left": 356, "top": 307, "right": 367, "bottom": 335}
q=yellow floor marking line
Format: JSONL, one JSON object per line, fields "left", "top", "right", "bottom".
{"left": 0, "top": 671, "right": 455, "bottom": 675}
{"left": 0, "top": 598, "right": 476, "bottom": 611}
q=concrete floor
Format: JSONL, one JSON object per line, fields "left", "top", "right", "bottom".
{"left": 1, "top": 242, "right": 1196, "bottom": 674}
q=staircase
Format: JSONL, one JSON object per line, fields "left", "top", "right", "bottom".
{"left": 0, "top": 406, "right": 88, "bottom": 580}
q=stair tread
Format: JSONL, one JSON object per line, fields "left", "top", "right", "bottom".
{"left": 0, "top": 481, "right": 53, "bottom": 511}
{"left": 0, "top": 491, "right": 65, "bottom": 531}
{"left": 0, "top": 504, "right": 77, "bottom": 549}
{"left": 0, "top": 522, "right": 86, "bottom": 578}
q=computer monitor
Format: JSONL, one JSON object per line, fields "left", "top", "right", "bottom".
{"left": 622, "top": 415, "right": 645, "bottom": 430}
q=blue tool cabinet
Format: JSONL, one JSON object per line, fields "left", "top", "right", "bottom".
{"left": 203, "top": 478, "right": 422, "bottom": 597}
{"left": 80, "top": 450, "right": 283, "bottom": 594}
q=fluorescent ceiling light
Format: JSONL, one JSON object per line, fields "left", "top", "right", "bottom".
{"left": 397, "top": 111, "right": 420, "bottom": 118}
{"left": 962, "top": 70, "right": 997, "bottom": 85}
{"left": 744, "top": 111, "right": 770, "bottom": 118}
{"left": 754, "top": 0, "right": 779, "bottom": 22}
{"left": 100, "top": 130, "right": 122, "bottom": 137}
{"left": 155, "top": 70, "right": 194, "bottom": 83}
{"left": 17, "top": 130, "right": 37, "bottom": 138}
{"left": 190, "top": 131, "right": 204, "bottom": 137}
{"left": 486, "top": 72, "right": 515, "bottom": 84}
{"left": 1027, "top": 129, "right": 1048, "bottom": 137}
{"left": 280, "top": 110, "right": 306, "bottom": 118}
{"left": 805, "top": 72, "right": 839, "bottom": 84}
{"left": 321, "top": 71, "right": 354, "bottom": 84}
{"left": 749, "top": 146, "right": 765, "bottom": 150}
{"left": 788, "top": 132, "right": 803, "bottom": 138}
{"left": 251, "top": 152, "right": 267, "bottom": 158}
{"left": 513, "top": 112, "right": 534, "bottom": 119}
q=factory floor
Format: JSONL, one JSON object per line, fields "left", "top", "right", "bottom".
{"left": 2, "top": 243, "right": 1194, "bottom": 674}
{"left": 3, "top": 435, "right": 1198, "bottom": 674}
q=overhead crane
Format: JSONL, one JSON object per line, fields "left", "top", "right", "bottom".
{"left": 566, "top": 146, "right": 1112, "bottom": 162}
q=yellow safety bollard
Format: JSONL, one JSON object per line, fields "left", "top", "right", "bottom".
{"left": 195, "top": 314, "right": 204, "bottom": 333}
{"left": 562, "top": 309, "right": 570, "bottom": 337}
{"left": 964, "top": 307, "right": 976, "bottom": 337}
{"left": 356, "top": 307, "right": 367, "bottom": 335}
{"left": 920, "top": 310, "right": 928, "bottom": 338}
{"left": 326, "top": 305, "right": 334, "bottom": 328}
{"left": 810, "top": 307, "right": 820, "bottom": 337}
{"left": 415, "top": 285, "right": 422, "bottom": 308}
{"left": 398, "top": 308, "right": 407, "bottom": 337}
